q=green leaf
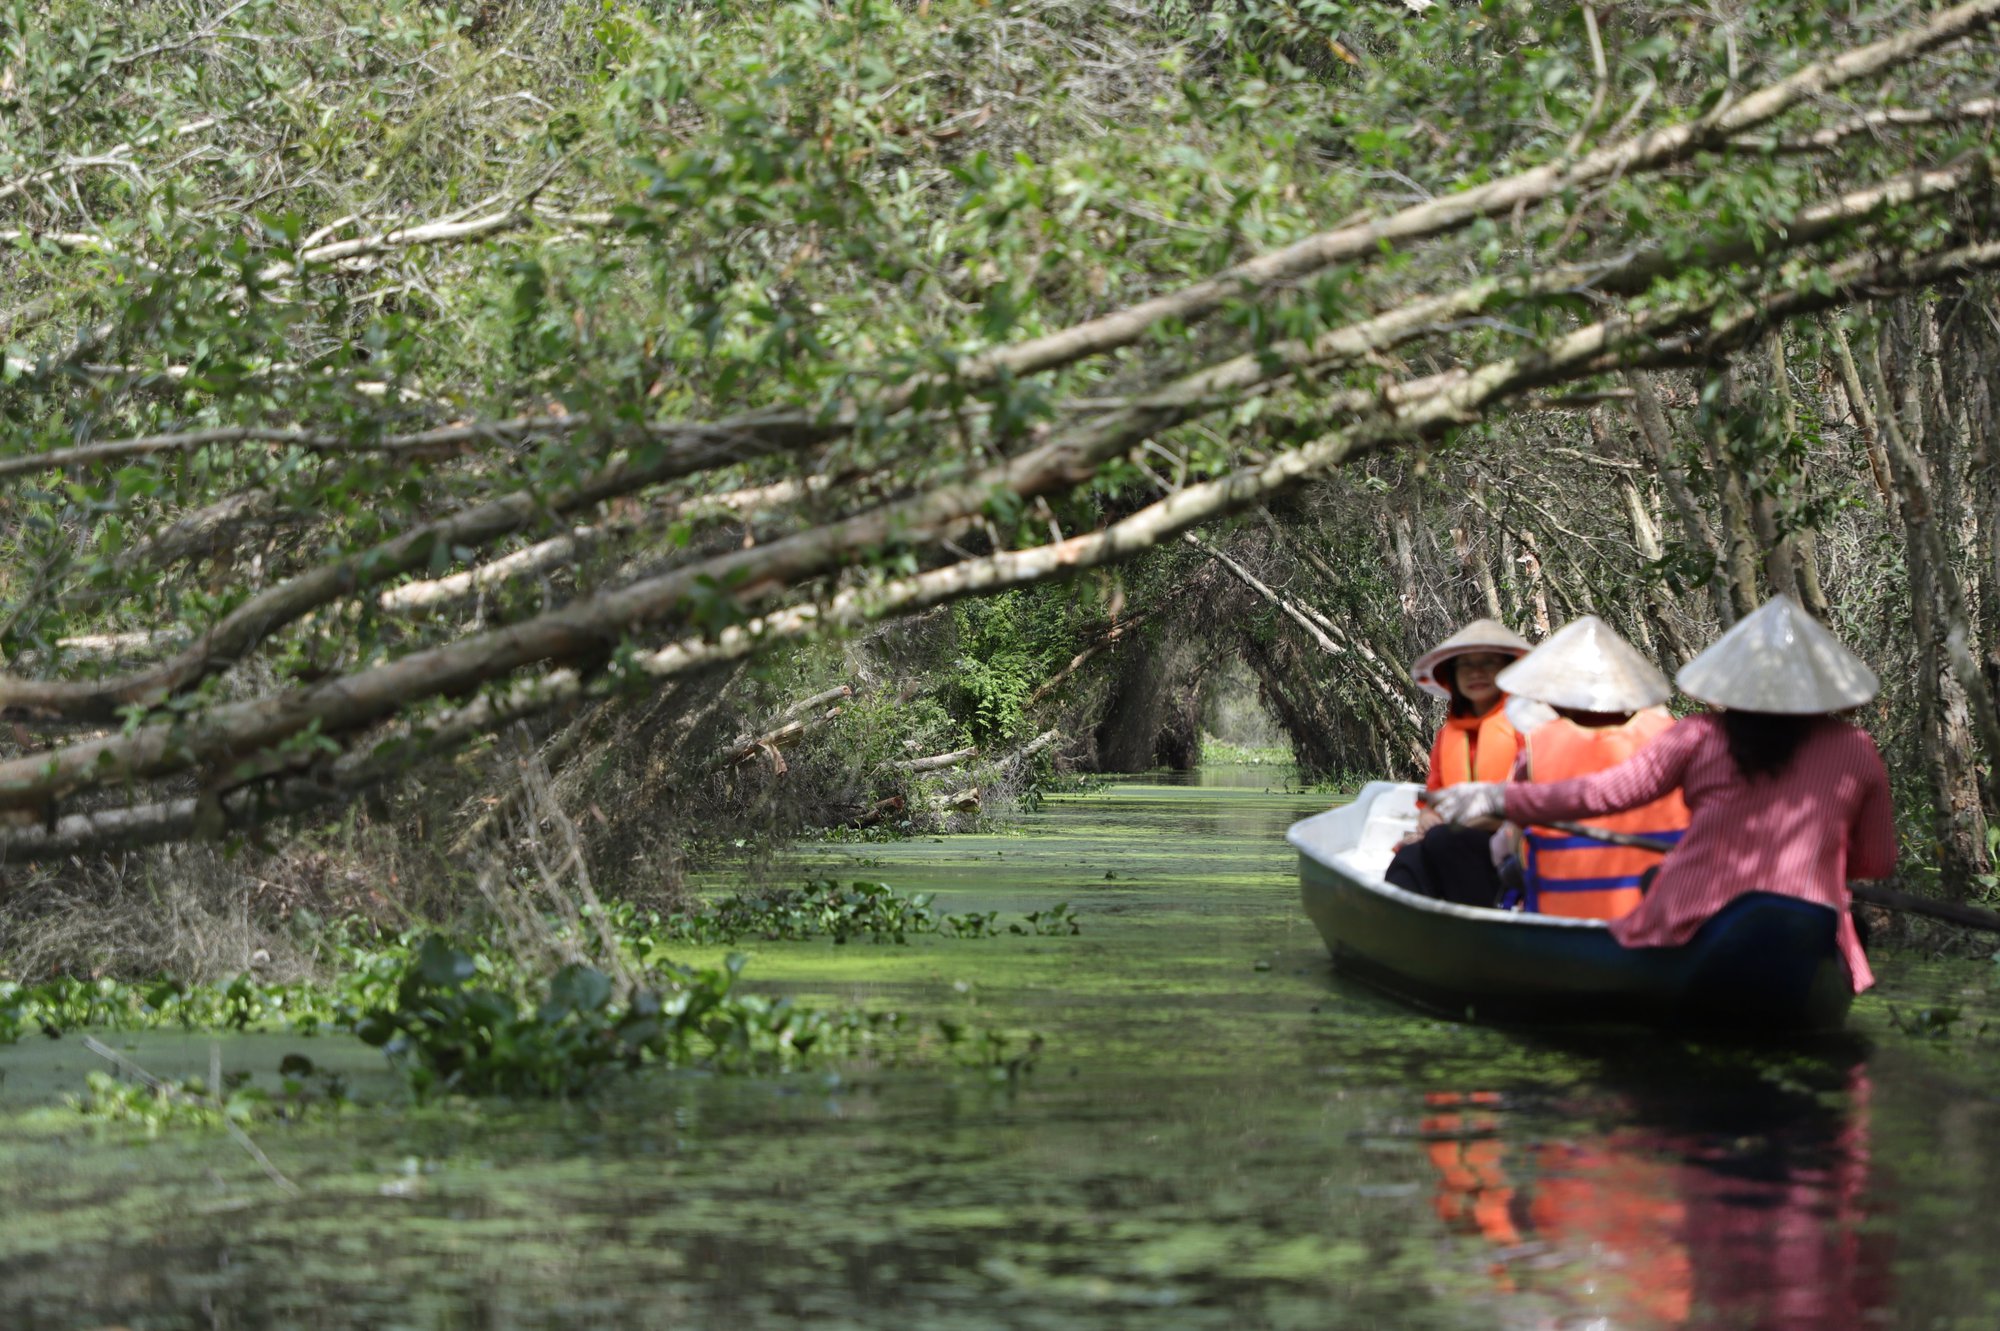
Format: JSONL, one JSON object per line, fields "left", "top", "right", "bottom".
{"left": 414, "top": 937, "right": 476, "bottom": 988}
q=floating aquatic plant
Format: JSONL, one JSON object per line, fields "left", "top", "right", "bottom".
{"left": 641, "top": 878, "right": 1083, "bottom": 947}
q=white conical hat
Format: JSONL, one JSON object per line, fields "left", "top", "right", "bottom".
{"left": 1495, "top": 615, "right": 1671, "bottom": 713}
{"left": 1411, "top": 619, "right": 1533, "bottom": 699}
{"left": 1675, "top": 596, "right": 1879, "bottom": 714}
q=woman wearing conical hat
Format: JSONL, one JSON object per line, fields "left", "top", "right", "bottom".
{"left": 1412, "top": 619, "right": 1535, "bottom": 792}
{"left": 1489, "top": 616, "right": 1692, "bottom": 922}
{"left": 1384, "top": 619, "right": 1533, "bottom": 906}
{"left": 1433, "top": 597, "right": 1894, "bottom": 991}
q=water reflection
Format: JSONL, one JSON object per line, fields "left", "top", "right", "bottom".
{"left": 1418, "top": 1061, "right": 1890, "bottom": 1329}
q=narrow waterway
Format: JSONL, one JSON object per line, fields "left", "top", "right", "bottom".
{"left": 6, "top": 771, "right": 2000, "bottom": 1329}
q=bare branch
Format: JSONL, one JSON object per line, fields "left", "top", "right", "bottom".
{"left": 0, "top": 116, "right": 224, "bottom": 206}
{"left": 8, "top": 230, "right": 1999, "bottom": 844}
{"left": 1749, "top": 96, "right": 2000, "bottom": 153}
{"left": 0, "top": 410, "right": 839, "bottom": 719}
{"left": 936, "top": 0, "right": 2000, "bottom": 391}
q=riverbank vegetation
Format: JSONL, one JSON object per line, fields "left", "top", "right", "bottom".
{"left": 3, "top": 0, "right": 2000, "bottom": 1004}
{"left": 4, "top": 879, "right": 1057, "bottom": 1098}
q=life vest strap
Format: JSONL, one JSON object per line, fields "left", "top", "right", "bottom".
{"left": 1533, "top": 873, "right": 1650, "bottom": 892}
{"left": 1522, "top": 829, "right": 1685, "bottom": 853}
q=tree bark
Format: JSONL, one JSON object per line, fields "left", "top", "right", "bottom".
{"left": 1590, "top": 405, "right": 1691, "bottom": 669}
{"left": 1517, "top": 530, "right": 1552, "bottom": 637}
{"left": 1627, "top": 370, "right": 1735, "bottom": 628}
{"left": 1776, "top": 337, "right": 1832, "bottom": 615}
{"left": 1699, "top": 370, "right": 1766, "bottom": 619}
{"left": 1867, "top": 330, "right": 1999, "bottom": 886}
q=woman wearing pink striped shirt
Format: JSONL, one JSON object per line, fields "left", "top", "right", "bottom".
{"left": 1431, "top": 597, "right": 1894, "bottom": 992}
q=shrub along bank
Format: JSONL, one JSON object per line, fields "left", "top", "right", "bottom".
{"left": 5, "top": 881, "right": 1068, "bottom": 1102}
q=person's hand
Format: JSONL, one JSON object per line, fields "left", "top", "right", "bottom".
{"left": 1431, "top": 782, "right": 1505, "bottom": 824}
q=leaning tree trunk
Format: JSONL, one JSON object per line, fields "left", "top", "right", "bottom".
{"left": 1238, "top": 631, "right": 1351, "bottom": 780}
{"left": 1627, "top": 370, "right": 1736, "bottom": 629}
{"left": 1764, "top": 331, "right": 1833, "bottom": 618}
{"left": 1697, "top": 368, "right": 1767, "bottom": 621}
{"left": 1590, "top": 406, "right": 1693, "bottom": 670}
{"left": 1866, "top": 319, "right": 1997, "bottom": 889}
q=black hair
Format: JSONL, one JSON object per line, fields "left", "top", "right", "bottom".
{"left": 1717, "top": 709, "right": 1816, "bottom": 781}
{"left": 1553, "top": 706, "right": 1636, "bottom": 728}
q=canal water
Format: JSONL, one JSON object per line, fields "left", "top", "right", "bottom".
{"left": 4, "top": 770, "right": 2000, "bottom": 1328}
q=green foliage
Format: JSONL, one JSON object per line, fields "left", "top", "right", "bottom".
{"left": 71, "top": 1069, "right": 263, "bottom": 1135}
{"left": 827, "top": 689, "right": 961, "bottom": 789}
{"left": 351, "top": 934, "right": 1044, "bottom": 1098}
{"left": 943, "top": 593, "right": 1065, "bottom": 747}
{"left": 0, "top": 967, "right": 378, "bottom": 1043}
{"left": 1014, "top": 902, "right": 1082, "bottom": 937}
{"left": 1885, "top": 1005, "right": 1979, "bottom": 1042}
{"left": 69, "top": 1053, "right": 346, "bottom": 1134}
{"left": 352, "top": 938, "right": 852, "bottom": 1096}
{"left": 1199, "top": 734, "right": 1294, "bottom": 767}
{"left": 1, "top": 0, "right": 1994, "bottom": 887}
{"left": 0, "top": 898, "right": 1067, "bottom": 1097}
{"left": 637, "top": 878, "right": 1083, "bottom": 946}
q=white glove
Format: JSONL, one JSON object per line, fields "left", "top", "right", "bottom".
{"left": 1430, "top": 782, "right": 1506, "bottom": 824}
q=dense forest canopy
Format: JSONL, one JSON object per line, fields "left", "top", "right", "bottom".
{"left": 2, "top": 0, "right": 1998, "bottom": 911}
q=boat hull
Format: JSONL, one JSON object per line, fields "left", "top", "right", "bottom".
{"left": 1290, "top": 785, "right": 1853, "bottom": 1032}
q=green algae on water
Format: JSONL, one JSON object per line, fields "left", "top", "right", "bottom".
{"left": 9, "top": 772, "right": 2000, "bottom": 1329}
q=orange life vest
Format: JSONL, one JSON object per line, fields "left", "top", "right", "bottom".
{"left": 1430, "top": 702, "right": 1519, "bottom": 789}
{"left": 1520, "top": 708, "right": 1690, "bottom": 920}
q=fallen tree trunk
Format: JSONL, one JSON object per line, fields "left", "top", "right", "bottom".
{"left": 1028, "top": 616, "right": 1149, "bottom": 708}
{"left": 711, "top": 685, "right": 855, "bottom": 773}
{"left": 899, "top": 746, "right": 980, "bottom": 774}
{"left": 1006, "top": 729, "right": 1062, "bottom": 765}
{"left": 1187, "top": 533, "right": 1428, "bottom": 735}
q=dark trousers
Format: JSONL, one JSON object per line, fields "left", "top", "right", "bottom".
{"left": 1385, "top": 824, "right": 1503, "bottom": 908}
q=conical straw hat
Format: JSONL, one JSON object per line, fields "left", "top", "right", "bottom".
{"left": 1675, "top": 596, "right": 1879, "bottom": 714}
{"left": 1495, "top": 615, "right": 1671, "bottom": 713}
{"left": 1412, "top": 619, "right": 1533, "bottom": 699}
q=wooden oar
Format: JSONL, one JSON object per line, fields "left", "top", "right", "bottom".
{"left": 1547, "top": 819, "right": 2000, "bottom": 935}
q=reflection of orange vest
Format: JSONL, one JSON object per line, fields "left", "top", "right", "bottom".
{"left": 1420, "top": 1091, "right": 1693, "bottom": 1325}
{"left": 1422, "top": 1095, "right": 1523, "bottom": 1283}
{"left": 1527, "top": 1142, "right": 1693, "bottom": 1326}
{"left": 1522, "top": 709, "right": 1689, "bottom": 920}
{"left": 1431, "top": 704, "right": 1518, "bottom": 788}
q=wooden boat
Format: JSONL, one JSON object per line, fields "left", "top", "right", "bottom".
{"left": 1287, "top": 782, "right": 1855, "bottom": 1031}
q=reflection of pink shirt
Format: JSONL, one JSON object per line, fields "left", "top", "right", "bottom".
{"left": 1503, "top": 714, "right": 1894, "bottom": 991}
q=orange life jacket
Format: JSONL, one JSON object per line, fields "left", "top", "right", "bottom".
{"left": 1430, "top": 702, "right": 1519, "bottom": 789}
{"left": 1520, "top": 708, "right": 1690, "bottom": 920}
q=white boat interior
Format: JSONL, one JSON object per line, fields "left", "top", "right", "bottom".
{"left": 1284, "top": 780, "right": 1422, "bottom": 885}
{"left": 1288, "top": 781, "right": 1607, "bottom": 930}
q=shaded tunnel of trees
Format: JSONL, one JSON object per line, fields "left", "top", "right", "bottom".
{"left": 3, "top": 0, "right": 2000, "bottom": 978}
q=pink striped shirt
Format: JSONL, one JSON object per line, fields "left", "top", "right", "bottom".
{"left": 1503, "top": 713, "right": 1895, "bottom": 992}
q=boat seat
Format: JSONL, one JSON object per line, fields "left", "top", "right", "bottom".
{"left": 1355, "top": 785, "right": 1421, "bottom": 854}
{"left": 1338, "top": 785, "right": 1421, "bottom": 883}
{"left": 1332, "top": 848, "right": 1395, "bottom": 883}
